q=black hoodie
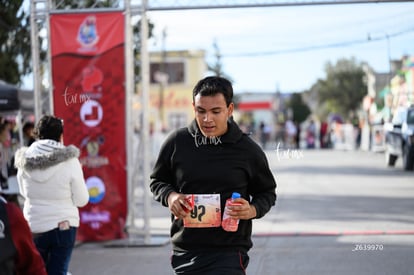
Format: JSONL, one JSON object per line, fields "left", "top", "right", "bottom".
{"left": 150, "top": 119, "right": 277, "bottom": 252}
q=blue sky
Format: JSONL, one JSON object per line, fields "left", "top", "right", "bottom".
{"left": 146, "top": 2, "right": 414, "bottom": 93}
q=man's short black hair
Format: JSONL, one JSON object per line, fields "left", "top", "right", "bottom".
{"left": 192, "top": 76, "right": 233, "bottom": 107}
{"left": 33, "top": 115, "right": 63, "bottom": 142}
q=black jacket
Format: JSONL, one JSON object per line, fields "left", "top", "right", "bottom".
{"left": 150, "top": 119, "right": 277, "bottom": 252}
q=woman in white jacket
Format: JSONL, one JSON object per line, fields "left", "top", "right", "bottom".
{"left": 14, "top": 115, "right": 89, "bottom": 275}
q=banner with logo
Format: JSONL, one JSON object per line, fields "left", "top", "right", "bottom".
{"left": 50, "top": 12, "right": 126, "bottom": 241}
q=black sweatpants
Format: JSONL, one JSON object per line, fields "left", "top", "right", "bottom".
{"left": 171, "top": 250, "right": 249, "bottom": 275}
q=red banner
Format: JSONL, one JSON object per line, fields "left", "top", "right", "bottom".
{"left": 50, "top": 12, "right": 126, "bottom": 241}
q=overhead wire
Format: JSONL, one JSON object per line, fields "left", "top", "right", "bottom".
{"left": 219, "top": 10, "right": 414, "bottom": 58}
{"left": 222, "top": 27, "right": 414, "bottom": 57}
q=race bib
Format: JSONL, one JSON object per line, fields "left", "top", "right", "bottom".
{"left": 183, "top": 194, "right": 221, "bottom": 228}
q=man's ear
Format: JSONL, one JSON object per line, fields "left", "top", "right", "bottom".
{"left": 228, "top": 102, "right": 234, "bottom": 117}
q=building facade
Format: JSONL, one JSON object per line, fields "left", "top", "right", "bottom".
{"left": 133, "top": 49, "right": 207, "bottom": 132}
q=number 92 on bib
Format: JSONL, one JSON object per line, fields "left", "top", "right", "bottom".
{"left": 183, "top": 194, "right": 221, "bottom": 228}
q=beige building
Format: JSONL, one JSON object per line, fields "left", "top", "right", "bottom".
{"left": 133, "top": 49, "right": 207, "bottom": 132}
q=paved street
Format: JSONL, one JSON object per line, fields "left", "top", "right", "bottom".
{"left": 69, "top": 149, "right": 414, "bottom": 275}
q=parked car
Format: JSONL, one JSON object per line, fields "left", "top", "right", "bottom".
{"left": 384, "top": 105, "right": 414, "bottom": 171}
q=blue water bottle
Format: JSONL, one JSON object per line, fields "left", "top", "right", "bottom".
{"left": 221, "top": 192, "right": 241, "bottom": 232}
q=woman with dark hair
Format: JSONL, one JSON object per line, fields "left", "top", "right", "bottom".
{"left": 22, "top": 121, "right": 36, "bottom": 146}
{"left": 14, "top": 115, "right": 89, "bottom": 275}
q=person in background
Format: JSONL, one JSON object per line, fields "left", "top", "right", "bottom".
{"left": 14, "top": 115, "right": 89, "bottom": 275}
{"left": 2, "top": 120, "right": 15, "bottom": 149}
{"left": 0, "top": 121, "right": 21, "bottom": 206}
{"left": 150, "top": 76, "right": 277, "bottom": 274}
{"left": 0, "top": 123, "right": 10, "bottom": 193}
{"left": 306, "top": 119, "right": 316, "bottom": 149}
{"left": 320, "top": 121, "right": 328, "bottom": 149}
{"left": 285, "top": 119, "right": 297, "bottom": 149}
{"left": 295, "top": 121, "right": 301, "bottom": 149}
{"left": 0, "top": 187, "right": 47, "bottom": 275}
{"left": 22, "top": 121, "right": 36, "bottom": 146}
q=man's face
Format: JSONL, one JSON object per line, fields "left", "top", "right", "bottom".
{"left": 193, "top": 93, "right": 234, "bottom": 137}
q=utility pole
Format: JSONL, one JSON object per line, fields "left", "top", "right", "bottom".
{"left": 158, "top": 28, "right": 167, "bottom": 122}
{"left": 384, "top": 33, "right": 392, "bottom": 87}
{"left": 367, "top": 32, "right": 392, "bottom": 87}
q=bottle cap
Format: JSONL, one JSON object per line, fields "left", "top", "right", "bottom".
{"left": 231, "top": 192, "right": 241, "bottom": 199}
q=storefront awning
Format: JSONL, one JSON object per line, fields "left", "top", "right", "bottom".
{"left": 237, "top": 101, "right": 272, "bottom": 111}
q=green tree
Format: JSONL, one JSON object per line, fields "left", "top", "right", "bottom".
{"left": 287, "top": 93, "right": 311, "bottom": 123}
{"left": 317, "top": 58, "right": 366, "bottom": 120}
{"left": 0, "top": 0, "right": 31, "bottom": 85}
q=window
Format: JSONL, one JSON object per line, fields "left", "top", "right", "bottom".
{"left": 168, "top": 113, "right": 187, "bottom": 129}
{"left": 407, "top": 109, "right": 414, "bottom": 124}
{"left": 150, "top": 62, "right": 185, "bottom": 84}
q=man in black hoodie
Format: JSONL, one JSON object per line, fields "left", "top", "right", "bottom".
{"left": 150, "top": 76, "right": 277, "bottom": 274}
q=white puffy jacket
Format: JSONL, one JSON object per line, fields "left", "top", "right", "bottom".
{"left": 14, "top": 139, "right": 89, "bottom": 233}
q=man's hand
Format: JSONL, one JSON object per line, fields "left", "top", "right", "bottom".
{"left": 167, "top": 192, "right": 193, "bottom": 219}
{"left": 226, "top": 198, "right": 257, "bottom": 220}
